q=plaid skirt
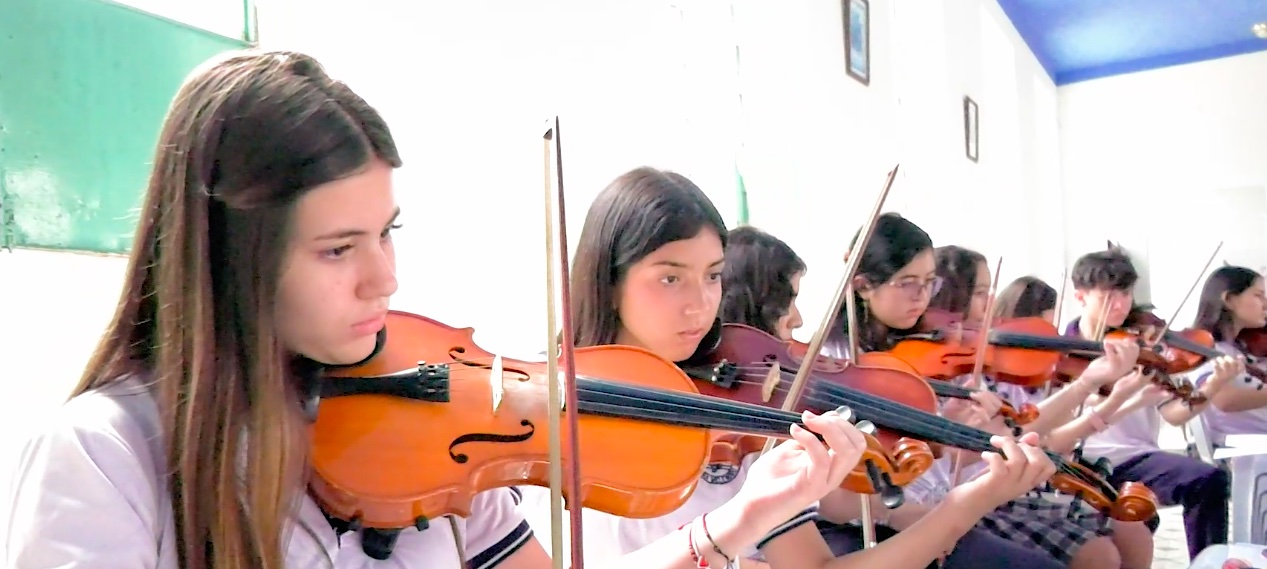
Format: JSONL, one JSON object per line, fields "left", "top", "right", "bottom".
{"left": 976, "top": 494, "right": 1113, "bottom": 564}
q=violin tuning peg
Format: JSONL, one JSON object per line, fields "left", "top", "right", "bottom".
{"left": 854, "top": 420, "right": 876, "bottom": 436}
{"left": 833, "top": 405, "right": 854, "bottom": 422}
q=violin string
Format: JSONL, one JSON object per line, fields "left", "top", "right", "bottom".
{"left": 802, "top": 382, "right": 1100, "bottom": 490}
{"left": 577, "top": 378, "right": 812, "bottom": 432}
{"left": 805, "top": 381, "right": 1117, "bottom": 499}
{"left": 768, "top": 371, "right": 1082, "bottom": 477}
{"left": 331, "top": 360, "right": 1116, "bottom": 504}
{"left": 718, "top": 363, "right": 1018, "bottom": 414}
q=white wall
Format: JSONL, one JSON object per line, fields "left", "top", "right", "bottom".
{"left": 0, "top": 0, "right": 1067, "bottom": 451}
{"left": 0, "top": 0, "right": 1075, "bottom": 499}
{"left": 1058, "top": 51, "right": 1267, "bottom": 328}
{"left": 732, "top": 0, "right": 1065, "bottom": 339}
{"left": 0, "top": 249, "right": 127, "bottom": 500}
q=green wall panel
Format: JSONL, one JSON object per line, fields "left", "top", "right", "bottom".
{"left": 0, "top": 0, "right": 247, "bottom": 253}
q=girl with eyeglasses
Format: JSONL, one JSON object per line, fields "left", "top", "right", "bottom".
{"left": 518, "top": 177, "right": 1055, "bottom": 569}
{"left": 914, "top": 249, "right": 1158, "bottom": 569}
{"left": 718, "top": 224, "right": 1064, "bottom": 569}
{"left": 816, "top": 214, "right": 1152, "bottom": 568}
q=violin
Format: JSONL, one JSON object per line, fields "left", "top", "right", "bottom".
{"left": 785, "top": 339, "right": 1040, "bottom": 428}
{"left": 888, "top": 310, "right": 1063, "bottom": 387}
{"left": 689, "top": 323, "right": 1160, "bottom": 522}
{"left": 970, "top": 314, "right": 1206, "bottom": 402}
{"left": 1238, "top": 327, "right": 1267, "bottom": 358}
{"left": 1120, "top": 310, "right": 1265, "bottom": 401}
{"left": 307, "top": 310, "right": 892, "bottom": 529}
{"left": 682, "top": 324, "right": 938, "bottom": 507}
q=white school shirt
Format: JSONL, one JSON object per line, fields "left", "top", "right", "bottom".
{"left": 3, "top": 375, "right": 533, "bottom": 569}
{"left": 520, "top": 452, "right": 819, "bottom": 566}
{"left": 1185, "top": 341, "right": 1266, "bottom": 444}
{"left": 902, "top": 374, "right": 995, "bottom": 506}
{"left": 1078, "top": 403, "right": 1162, "bottom": 467}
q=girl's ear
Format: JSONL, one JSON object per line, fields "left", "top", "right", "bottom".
{"left": 853, "top": 276, "right": 873, "bottom": 300}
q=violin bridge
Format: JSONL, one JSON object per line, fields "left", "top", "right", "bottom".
{"left": 490, "top": 355, "right": 504, "bottom": 413}
{"left": 761, "top": 364, "right": 780, "bottom": 403}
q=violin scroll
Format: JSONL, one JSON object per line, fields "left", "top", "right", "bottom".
{"left": 1048, "top": 462, "right": 1159, "bottom": 523}
{"left": 1112, "top": 482, "right": 1162, "bottom": 522}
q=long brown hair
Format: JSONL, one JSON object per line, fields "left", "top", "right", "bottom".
{"left": 570, "top": 166, "right": 727, "bottom": 348}
{"left": 72, "top": 51, "right": 400, "bottom": 569}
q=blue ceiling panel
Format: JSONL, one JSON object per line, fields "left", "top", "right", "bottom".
{"left": 994, "top": 0, "right": 1267, "bottom": 85}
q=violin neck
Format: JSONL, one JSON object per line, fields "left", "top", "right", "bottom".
{"left": 926, "top": 381, "right": 974, "bottom": 399}
{"left": 575, "top": 377, "right": 800, "bottom": 440}
{"left": 988, "top": 331, "right": 1103, "bottom": 355}
{"left": 1159, "top": 331, "right": 1222, "bottom": 359}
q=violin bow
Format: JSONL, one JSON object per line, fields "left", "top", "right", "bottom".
{"left": 763, "top": 165, "right": 899, "bottom": 549}
{"left": 949, "top": 257, "right": 1003, "bottom": 488}
{"left": 765, "top": 165, "right": 898, "bottom": 446}
{"left": 542, "top": 117, "right": 586, "bottom": 569}
{"left": 1044, "top": 268, "right": 1067, "bottom": 398}
{"left": 1162, "top": 241, "right": 1222, "bottom": 331}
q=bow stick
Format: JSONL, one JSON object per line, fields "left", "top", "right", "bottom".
{"left": 542, "top": 117, "right": 585, "bottom": 569}
{"left": 762, "top": 165, "right": 899, "bottom": 547}
{"left": 763, "top": 165, "right": 899, "bottom": 451}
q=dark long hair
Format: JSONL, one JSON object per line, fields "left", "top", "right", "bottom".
{"left": 73, "top": 51, "right": 400, "bottom": 569}
{"left": 720, "top": 226, "right": 806, "bottom": 335}
{"left": 827, "top": 212, "right": 933, "bottom": 353}
{"left": 571, "top": 167, "right": 728, "bottom": 348}
{"left": 1193, "top": 266, "right": 1263, "bottom": 341}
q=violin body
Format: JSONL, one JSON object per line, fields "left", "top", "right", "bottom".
{"left": 1238, "top": 327, "right": 1267, "bottom": 358}
{"left": 698, "top": 327, "right": 1159, "bottom": 521}
{"left": 692, "top": 324, "right": 937, "bottom": 495}
{"left": 309, "top": 311, "right": 711, "bottom": 528}
{"left": 890, "top": 315, "right": 1062, "bottom": 387}
{"left": 709, "top": 434, "right": 768, "bottom": 466}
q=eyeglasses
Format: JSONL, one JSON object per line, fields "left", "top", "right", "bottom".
{"left": 883, "top": 276, "right": 944, "bottom": 299}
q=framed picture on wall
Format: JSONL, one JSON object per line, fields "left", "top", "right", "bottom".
{"left": 844, "top": 0, "right": 869, "bottom": 85}
{"left": 963, "top": 96, "right": 979, "bottom": 163}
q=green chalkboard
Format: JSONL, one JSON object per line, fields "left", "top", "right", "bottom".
{"left": 0, "top": 0, "right": 248, "bottom": 254}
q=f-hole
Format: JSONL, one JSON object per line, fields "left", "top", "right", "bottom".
{"left": 449, "top": 346, "right": 531, "bottom": 382}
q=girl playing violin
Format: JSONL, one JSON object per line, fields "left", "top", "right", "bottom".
{"left": 927, "top": 253, "right": 1158, "bottom": 569}
{"left": 520, "top": 172, "right": 1056, "bottom": 569}
{"left": 719, "top": 225, "right": 1066, "bottom": 569}
{"left": 1065, "top": 248, "right": 1241, "bottom": 561}
{"left": 819, "top": 215, "right": 1136, "bottom": 569}
{"left": 519, "top": 167, "right": 871, "bottom": 568}
{"left": 993, "top": 275, "right": 1058, "bottom": 323}
{"left": 1185, "top": 265, "right": 1267, "bottom": 443}
{"left": 935, "top": 256, "right": 1157, "bottom": 456}
{"left": 1, "top": 51, "right": 854, "bottom": 569}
